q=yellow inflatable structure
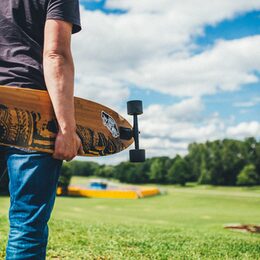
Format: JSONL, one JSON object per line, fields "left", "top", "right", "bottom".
{"left": 57, "top": 180, "right": 160, "bottom": 199}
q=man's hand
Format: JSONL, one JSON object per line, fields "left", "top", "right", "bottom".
{"left": 53, "top": 130, "right": 84, "bottom": 161}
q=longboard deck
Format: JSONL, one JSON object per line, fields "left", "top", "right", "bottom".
{"left": 0, "top": 86, "right": 133, "bottom": 156}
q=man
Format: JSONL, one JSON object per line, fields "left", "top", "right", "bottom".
{"left": 0, "top": 0, "right": 82, "bottom": 258}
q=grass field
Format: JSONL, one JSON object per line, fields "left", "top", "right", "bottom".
{"left": 0, "top": 178, "right": 260, "bottom": 259}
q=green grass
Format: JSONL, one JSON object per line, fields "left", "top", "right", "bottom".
{"left": 0, "top": 178, "right": 260, "bottom": 259}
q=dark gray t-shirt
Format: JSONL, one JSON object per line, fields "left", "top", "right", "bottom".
{"left": 0, "top": 0, "right": 81, "bottom": 90}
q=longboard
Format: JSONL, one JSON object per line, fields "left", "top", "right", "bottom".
{"left": 0, "top": 85, "right": 134, "bottom": 157}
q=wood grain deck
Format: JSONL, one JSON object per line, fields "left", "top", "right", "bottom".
{"left": 0, "top": 86, "right": 133, "bottom": 156}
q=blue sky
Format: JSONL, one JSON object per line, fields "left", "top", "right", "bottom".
{"left": 196, "top": 11, "right": 260, "bottom": 45}
{"left": 74, "top": 0, "right": 260, "bottom": 163}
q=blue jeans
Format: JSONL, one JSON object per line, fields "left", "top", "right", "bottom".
{"left": 0, "top": 146, "right": 62, "bottom": 260}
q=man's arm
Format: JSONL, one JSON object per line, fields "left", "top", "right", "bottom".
{"left": 43, "top": 19, "right": 82, "bottom": 161}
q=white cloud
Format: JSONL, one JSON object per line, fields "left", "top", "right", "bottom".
{"left": 141, "top": 100, "right": 224, "bottom": 141}
{"left": 72, "top": 1, "right": 260, "bottom": 161}
{"left": 226, "top": 122, "right": 260, "bottom": 138}
{"left": 141, "top": 137, "right": 188, "bottom": 158}
{"left": 143, "top": 97, "right": 203, "bottom": 123}
{"left": 129, "top": 36, "right": 260, "bottom": 97}
{"left": 73, "top": 2, "right": 260, "bottom": 101}
{"left": 74, "top": 75, "right": 129, "bottom": 109}
{"left": 137, "top": 99, "right": 223, "bottom": 157}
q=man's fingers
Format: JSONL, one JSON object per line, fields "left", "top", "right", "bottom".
{"left": 76, "top": 134, "right": 84, "bottom": 156}
{"left": 53, "top": 146, "right": 80, "bottom": 161}
{"left": 53, "top": 131, "right": 83, "bottom": 160}
{"left": 53, "top": 150, "right": 66, "bottom": 160}
{"left": 52, "top": 153, "right": 63, "bottom": 161}
{"left": 53, "top": 153, "right": 73, "bottom": 161}
{"left": 78, "top": 145, "right": 84, "bottom": 156}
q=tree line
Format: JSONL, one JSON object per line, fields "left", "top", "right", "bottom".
{"left": 1, "top": 137, "right": 260, "bottom": 194}
{"left": 58, "top": 137, "right": 260, "bottom": 188}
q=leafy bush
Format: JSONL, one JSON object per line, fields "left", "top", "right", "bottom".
{"left": 236, "top": 164, "right": 259, "bottom": 186}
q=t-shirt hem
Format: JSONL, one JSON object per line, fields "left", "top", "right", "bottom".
{"left": 46, "top": 16, "right": 81, "bottom": 34}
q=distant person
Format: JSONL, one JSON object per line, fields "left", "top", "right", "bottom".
{"left": 0, "top": 0, "right": 82, "bottom": 258}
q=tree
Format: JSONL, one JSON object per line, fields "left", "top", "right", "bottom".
{"left": 114, "top": 162, "right": 138, "bottom": 183}
{"left": 167, "top": 156, "right": 189, "bottom": 186}
{"left": 96, "top": 165, "right": 115, "bottom": 178}
{"left": 250, "top": 141, "right": 260, "bottom": 182}
{"left": 218, "top": 139, "right": 246, "bottom": 185}
{"left": 113, "top": 159, "right": 152, "bottom": 184}
{"left": 69, "top": 161, "right": 99, "bottom": 176}
{"left": 134, "top": 159, "right": 151, "bottom": 183}
{"left": 236, "top": 164, "right": 259, "bottom": 186}
{"left": 186, "top": 143, "right": 204, "bottom": 181}
{"left": 243, "top": 137, "right": 257, "bottom": 164}
{"left": 58, "top": 163, "right": 73, "bottom": 191}
{"left": 149, "top": 157, "right": 171, "bottom": 183}
{"left": 198, "top": 159, "right": 211, "bottom": 184}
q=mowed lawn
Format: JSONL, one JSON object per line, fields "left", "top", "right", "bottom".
{"left": 0, "top": 180, "right": 260, "bottom": 259}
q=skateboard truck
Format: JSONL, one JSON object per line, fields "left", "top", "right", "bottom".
{"left": 120, "top": 100, "right": 146, "bottom": 163}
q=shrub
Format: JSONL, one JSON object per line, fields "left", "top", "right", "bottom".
{"left": 236, "top": 164, "right": 259, "bottom": 186}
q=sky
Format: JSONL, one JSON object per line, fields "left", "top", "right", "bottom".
{"left": 73, "top": 0, "right": 260, "bottom": 164}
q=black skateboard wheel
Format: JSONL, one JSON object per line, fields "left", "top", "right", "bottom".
{"left": 127, "top": 100, "right": 143, "bottom": 115}
{"left": 119, "top": 127, "right": 133, "bottom": 140}
{"left": 129, "top": 149, "right": 145, "bottom": 163}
